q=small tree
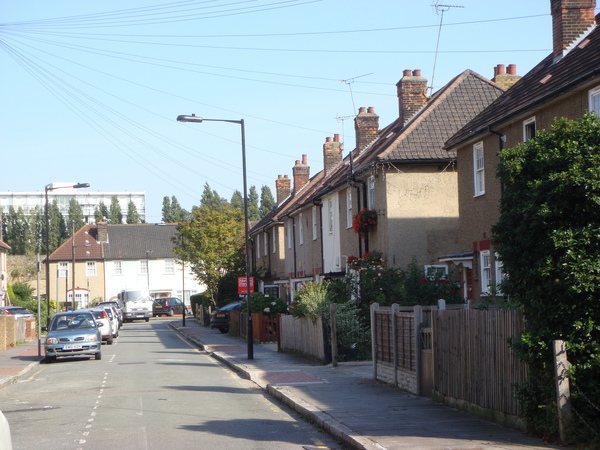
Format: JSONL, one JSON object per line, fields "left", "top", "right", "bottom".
{"left": 259, "top": 185, "right": 275, "bottom": 218}
{"left": 108, "top": 196, "right": 123, "bottom": 224}
{"left": 68, "top": 199, "right": 85, "bottom": 234}
{"left": 126, "top": 200, "right": 141, "bottom": 224}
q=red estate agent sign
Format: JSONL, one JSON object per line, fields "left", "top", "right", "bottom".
{"left": 237, "top": 276, "right": 255, "bottom": 294}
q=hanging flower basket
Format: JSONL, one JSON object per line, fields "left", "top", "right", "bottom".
{"left": 352, "top": 208, "right": 377, "bottom": 237}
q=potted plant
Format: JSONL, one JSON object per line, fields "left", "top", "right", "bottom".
{"left": 352, "top": 208, "right": 377, "bottom": 237}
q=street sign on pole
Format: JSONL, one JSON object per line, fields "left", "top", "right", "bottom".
{"left": 238, "top": 276, "right": 254, "bottom": 295}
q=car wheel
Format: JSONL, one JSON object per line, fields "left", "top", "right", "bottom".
{"left": 145, "top": 317, "right": 150, "bottom": 322}
{"left": 113, "top": 331, "right": 118, "bottom": 338}
{"left": 168, "top": 308, "right": 174, "bottom": 317}
{"left": 95, "top": 352, "right": 102, "bottom": 360}
{"left": 107, "top": 338, "right": 113, "bottom": 345}
{"left": 45, "top": 355, "right": 56, "bottom": 363}
{"left": 219, "top": 328, "right": 228, "bottom": 334}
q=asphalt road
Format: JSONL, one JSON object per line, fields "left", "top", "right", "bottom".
{"left": 0, "top": 319, "right": 342, "bottom": 449}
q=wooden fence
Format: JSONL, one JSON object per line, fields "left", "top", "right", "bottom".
{"left": 372, "top": 302, "right": 527, "bottom": 429}
{"left": 278, "top": 315, "right": 329, "bottom": 364}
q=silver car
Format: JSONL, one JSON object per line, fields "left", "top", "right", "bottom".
{"left": 87, "top": 308, "right": 114, "bottom": 345}
{"left": 43, "top": 311, "right": 102, "bottom": 363}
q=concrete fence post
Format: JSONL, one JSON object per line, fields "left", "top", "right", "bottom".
{"left": 371, "top": 302, "right": 379, "bottom": 380}
{"left": 553, "top": 340, "right": 572, "bottom": 444}
{"left": 330, "top": 303, "right": 338, "bottom": 367}
{"left": 414, "top": 305, "right": 423, "bottom": 396}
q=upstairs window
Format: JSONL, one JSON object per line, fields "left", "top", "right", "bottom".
{"left": 473, "top": 142, "right": 485, "bottom": 196}
{"left": 86, "top": 261, "right": 97, "bottom": 277}
{"left": 312, "top": 206, "right": 318, "bottom": 240}
{"left": 140, "top": 260, "right": 148, "bottom": 275}
{"left": 367, "top": 176, "right": 376, "bottom": 209}
{"left": 589, "top": 86, "right": 600, "bottom": 116}
{"left": 523, "top": 117, "right": 536, "bottom": 141}
{"left": 328, "top": 199, "right": 334, "bottom": 234}
{"left": 114, "top": 261, "right": 122, "bottom": 276}
{"left": 58, "top": 262, "right": 69, "bottom": 278}
{"left": 164, "top": 259, "right": 174, "bottom": 274}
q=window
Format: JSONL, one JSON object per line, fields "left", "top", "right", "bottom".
{"left": 86, "top": 261, "right": 96, "bottom": 277}
{"left": 58, "top": 262, "right": 68, "bottom": 278}
{"left": 473, "top": 142, "right": 485, "bottom": 196}
{"left": 140, "top": 260, "right": 148, "bottom": 275}
{"left": 299, "top": 213, "right": 304, "bottom": 244}
{"left": 346, "top": 189, "right": 353, "bottom": 229}
{"left": 480, "top": 250, "right": 492, "bottom": 294}
{"left": 264, "top": 285, "right": 280, "bottom": 299}
{"left": 424, "top": 265, "right": 448, "bottom": 280}
{"left": 257, "top": 234, "right": 261, "bottom": 258}
{"left": 287, "top": 220, "right": 293, "bottom": 249}
{"left": 272, "top": 228, "right": 277, "bottom": 254}
{"left": 589, "top": 86, "right": 600, "bottom": 115}
{"left": 164, "top": 259, "right": 174, "bottom": 274}
{"left": 114, "top": 261, "right": 122, "bottom": 276}
{"left": 367, "top": 176, "right": 375, "bottom": 209}
{"left": 312, "top": 206, "right": 318, "bottom": 240}
{"left": 328, "top": 199, "right": 334, "bottom": 234}
{"left": 264, "top": 232, "right": 268, "bottom": 256}
{"left": 523, "top": 117, "right": 536, "bottom": 141}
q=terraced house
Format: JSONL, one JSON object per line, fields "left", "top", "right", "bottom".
{"left": 250, "top": 66, "right": 508, "bottom": 301}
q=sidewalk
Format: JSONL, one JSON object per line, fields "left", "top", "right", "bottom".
{"left": 0, "top": 339, "right": 43, "bottom": 390}
{"left": 170, "top": 319, "right": 562, "bottom": 450}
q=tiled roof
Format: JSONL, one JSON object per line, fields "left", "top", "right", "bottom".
{"left": 103, "top": 223, "right": 178, "bottom": 260}
{"left": 49, "top": 224, "right": 103, "bottom": 261}
{"left": 445, "top": 22, "right": 600, "bottom": 149}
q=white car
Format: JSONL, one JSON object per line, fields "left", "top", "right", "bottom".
{"left": 1, "top": 409, "right": 13, "bottom": 450}
{"left": 100, "top": 306, "right": 119, "bottom": 338}
{"left": 87, "top": 309, "right": 114, "bottom": 345}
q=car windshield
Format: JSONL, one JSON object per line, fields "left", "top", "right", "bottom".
{"left": 51, "top": 313, "right": 96, "bottom": 331}
{"left": 8, "top": 308, "right": 29, "bottom": 314}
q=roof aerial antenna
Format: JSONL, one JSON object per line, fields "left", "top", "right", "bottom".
{"left": 340, "top": 73, "right": 373, "bottom": 115}
{"left": 430, "top": 2, "right": 464, "bottom": 96}
{"left": 335, "top": 114, "right": 354, "bottom": 145}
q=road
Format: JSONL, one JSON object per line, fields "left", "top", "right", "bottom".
{"left": 0, "top": 319, "right": 342, "bottom": 449}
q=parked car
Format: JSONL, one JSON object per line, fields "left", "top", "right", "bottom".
{"left": 42, "top": 311, "right": 102, "bottom": 363}
{"left": 210, "top": 301, "right": 243, "bottom": 333}
{"left": 86, "top": 309, "right": 114, "bottom": 345}
{"left": 98, "top": 301, "right": 123, "bottom": 326}
{"left": 153, "top": 297, "right": 186, "bottom": 317}
{"left": 0, "top": 306, "right": 35, "bottom": 319}
{"left": 99, "top": 306, "right": 120, "bottom": 338}
{"left": 0, "top": 409, "right": 12, "bottom": 450}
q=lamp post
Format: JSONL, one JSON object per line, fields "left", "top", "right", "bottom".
{"left": 45, "top": 182, "right": 89, "bottom": 325}
{"left": 176, "top": 114, "right": 253, "bottom": 359}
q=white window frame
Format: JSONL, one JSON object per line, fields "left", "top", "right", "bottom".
{"left": 86, "top": 261, "right": 97, "bottom": 277}
{"left": 346, "top": 188, "right": 353, "bottom": 229}
{"left": 473, "top": 141, "right": 485, "bottom": 197}
{"left": 257, "top": 234, "right": 261, "bottom": 258}
{"left": 140, "top": 259, "right": 148, "bottom": 275}
{"left": 589, "top": 86, "right": 600, "bottom": 116}
{"left": 287, "top": 220, "right": 293, "bottom": 249}
{"left": 114, "top": 260, "right": 122, "bottom": 276}
{"left": 367, "top": 176, "right": 375, "bottom": 209}
{"left": 272, "top": 228, "right": 277, "bottom": 254}
{"left": 424, "top": 265, "right": 448, "bottom": 280}
{"left": 523, "top": 116, "right": 536, "bottom": 141}
{"left": 495, "top": 252, "right": 504, "bottom": 294}
{"left": 263, "top": 232, "right": 268, "bottom": 256}
{"left": 312, "top": 206, "right": 318, "bottom": 240}
{"left": 164, "top": 259, "right": 174, "bottom": 274}
{"left": 58, "top": 262, "right": 68, "bottom": 278}
{"left": 480, "top": 250, "right": 492, "bottom": 294}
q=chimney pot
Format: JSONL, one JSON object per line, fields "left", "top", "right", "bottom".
{"left": 358, "top": 106, "right": 366, "bottom": 114}
{"left": 326, "top": 136, "right": 332, "bottom": 142}
{"left": 412, "top": 69, "right": 422, "bottom": 77}
{"left": 403, "top": 69, "right": 411, "bottom": 76}
{"left": 367, "top": 106, "right": 375, "bottom": 113}
{"left": 334, "top": 133, "right": 340, "bottom": 142}
{"left": 497, "top": 64, "right": 505, "bottom": 75}
{"left": 302, "top": 154, "right": 307, "bottom": 165}
{"left": 507, "top": 64, "right": 517, "bottom": 75}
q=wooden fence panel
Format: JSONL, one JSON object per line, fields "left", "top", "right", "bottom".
{"left": 279, "top": 315, "right": 327, "bottom": 363}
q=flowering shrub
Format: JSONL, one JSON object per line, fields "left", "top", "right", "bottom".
{"left": 352, "top": 208, "right": 377, "bottom": 237}
{"left": 241, "top": 291, "right": 288, "bottom": 315}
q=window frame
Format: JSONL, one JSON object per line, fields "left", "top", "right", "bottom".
{"left": 346, "top": 188, "right": 353, "bottom": 229}
{"left": 257, "top": 233, "right": 261, "bottom": 258}
{"left": 164, "top": 259, "right": 174, "bottom": 275}
{"left": 312, "top": 206, "right": 318, "bottom": 240}
{"left": 367, "top": 176, "right": 375, "bottom": 210}
{"left": 114, "top": 260, "right": 122, "bottom": 276}
{"left": 589, "top": 86, "right": 600, "bottom": 115}
{"left": 272, "top": 228, "right": 277, "bottom": 254}
{"left": 480, "top": 250, "right": 492, "bottom": 294}
{"left": 58, "top": 262, "right": 69, "bottom": 278}
{"left": 473, "top": 141, "right": 485, "bottom": 197}
{"left": 140, "top": 259, "right": 148, "bottom": 275}
{"left": 263, "top": 232, "right": 268, "bottom": 256}
{"left": 424, "top": 265, "right": 448, "bottom": 280}
{"left": 299, "top": 212, "right": 304, "bottom": 245}
{"left": 328, "top": 199, "right": 334, "bottom": 234}
{"left": 86, "top": 261, "right": 97, "bottom": 277}
{"left": 523, "top": 116, "right": 536, "bottom": 141}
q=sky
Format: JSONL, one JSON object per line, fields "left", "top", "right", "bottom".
{"left": 2, "top": 0, "right": 593, "bottom": 223}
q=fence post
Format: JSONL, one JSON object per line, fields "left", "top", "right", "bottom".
{"left": 414, "top": 305, "right": 423, "bottom": 396}
{"left": 553, "top": 340, "right": 572, "bottom": 444}
{"left": 391, "top": 303, "right": 399, "bottom": 387}
{"left": 330, "top": 304, "right": 338, "bottom": 367}
{"left": 371, "top": 302, "right": 379, "bottom": 380}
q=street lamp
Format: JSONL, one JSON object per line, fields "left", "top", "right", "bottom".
{"left": 176, "top": 114, "right": 253, "bottom": 359}
{"left": 45, "top": 182, "right": 89, "bottom": 325}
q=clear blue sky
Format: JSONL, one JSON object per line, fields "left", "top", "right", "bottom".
{"left": 1, "top": 0, "right": 590, "bottom": 222}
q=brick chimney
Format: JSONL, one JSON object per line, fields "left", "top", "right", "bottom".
{"left": 551, "top": 0, "right": 596, "bottom": 60}
{"left": 97, "top": 221, "right": 108, "bottom": 243}
{"left": 397, "top": 69, "right": 428, "bottom": 124}
{"left": 323, "top": 134, "right": 343, "bottom": 175}
{"left": 492, "top": 64, "right": 521, "bottom": 90}
{"left": 275, "top": 174, "right": 291, "bottom": 205}
{"left": 292, "top": 154, "right": 310, "bottom": 193}
{"left": 354, "top": 107, "right": 379, "bottom": 154}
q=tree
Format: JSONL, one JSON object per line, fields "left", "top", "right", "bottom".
{"left": 492, "top": 114, "right": 600, "bottom": 442}
{"left": 47, "top": 200, "right": 67, "bottom": 254}
{"left": 94, "top": 201, "right": 109, "bottom": 223}
{"left": 259, "top": 185, "right": 275, "bottom": 218}
{"left": 173, "top": 204, "right": 245, "bottom": 306}
{"left": 200, "top": 183, "right": 227, "bottom": 211}
{"left": 108, "top": 196, "right": 123, "bottom": 224}
{"left": 230, "top": 190, "right": 243, "bottom": 213}
{"left": 68, "top": 198, "right": 85, "bottom": 234}
{"left": 248, "top": 186, "right": 260, "bottom": 221}
{"left": 126, "top": 200, "right": 141, "bottom": 224}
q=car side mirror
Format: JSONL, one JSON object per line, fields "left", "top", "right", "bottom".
{"left": 97, "top": 323, "right": 103, "bottom": 327}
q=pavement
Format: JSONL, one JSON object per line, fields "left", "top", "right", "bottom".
{"left": 0, "top": 319, "right": 563, "bottom": 450}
